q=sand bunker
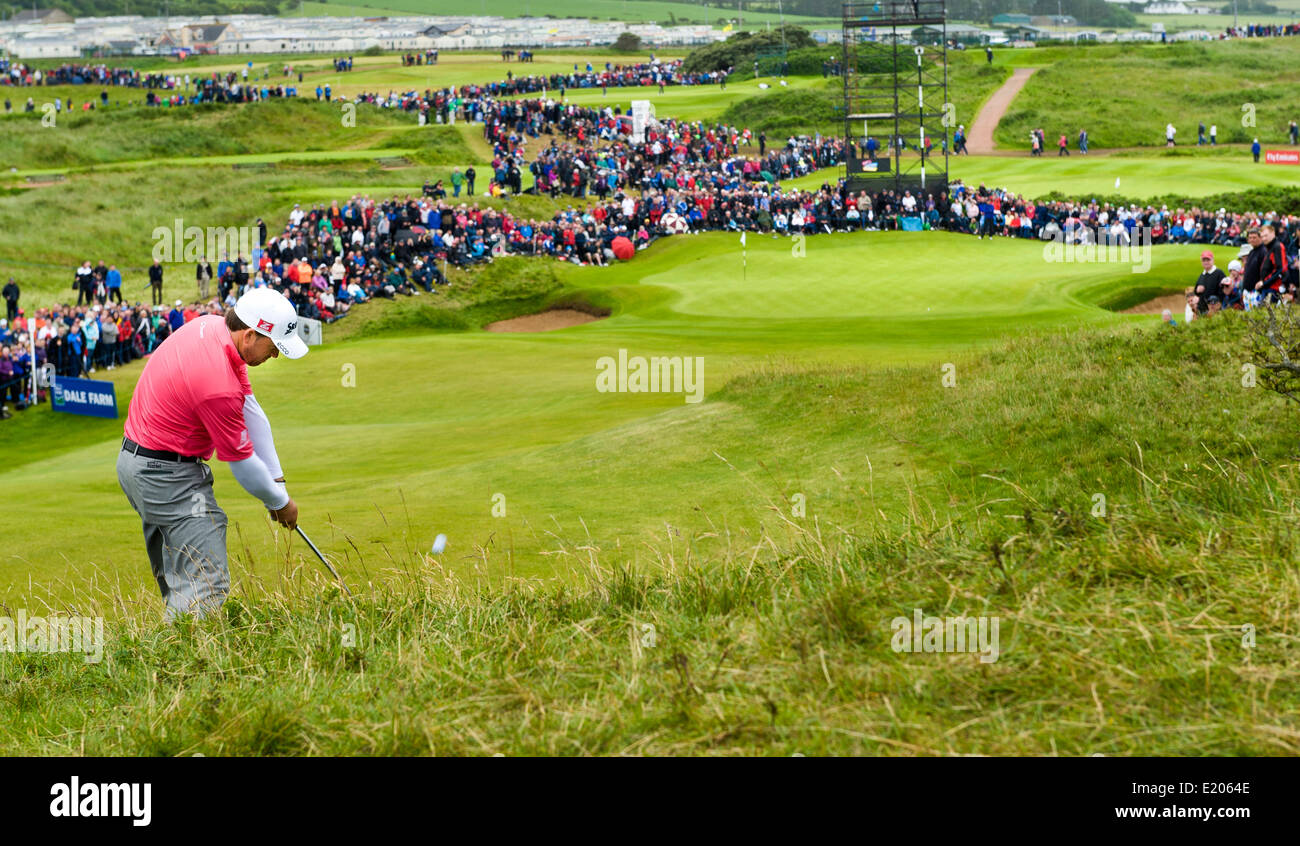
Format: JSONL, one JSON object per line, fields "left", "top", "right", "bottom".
{"left": 1122, "top": 294, "right": 1185, "bottom": 315}
{"left": 484, "top": 308, "right": 605, "bottom": 333}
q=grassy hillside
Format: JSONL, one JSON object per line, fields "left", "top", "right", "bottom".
{"left": 0, "top": 158, "right": 506, "bottom": 305}
{"left": 996, "top": 39, "right": 1300, "bottom": 149}
{"left": 4, "top": 314, "right": 1298, "bottom": 755}
{"left": 717, "top": 57, "right": 1008, "bottom": 136}
{"left": 0, "top": 98, "right": 464, "bottom": 172}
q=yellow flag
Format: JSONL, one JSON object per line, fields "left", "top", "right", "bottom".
{"left": 722, "top": 24, "right": 733, "bottom": 32}
{"left": 548, "top": 27, "right": 558, "bottom": 33}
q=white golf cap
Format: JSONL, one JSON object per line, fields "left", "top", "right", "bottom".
{"left": 234, "top": 287, "right": 308, "bottom": 359}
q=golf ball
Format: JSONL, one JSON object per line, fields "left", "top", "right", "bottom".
{"left": 431, "top": 534, "right": 447, "bottom": 554}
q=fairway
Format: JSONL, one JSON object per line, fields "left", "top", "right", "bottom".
{"left": 0, "top": 231, "right": 1190, "bottom": 603}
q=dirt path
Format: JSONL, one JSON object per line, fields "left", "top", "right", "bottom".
{"left": 967, "top": 67, "right": 1039, "bottom": 155}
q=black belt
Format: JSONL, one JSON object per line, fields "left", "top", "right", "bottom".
{"left": 122, "top": 437, "right": 201, "bottom": 463}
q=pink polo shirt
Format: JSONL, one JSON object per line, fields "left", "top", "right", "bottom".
{"left": 123, "top": 314, "right": 254, "bottom": 462}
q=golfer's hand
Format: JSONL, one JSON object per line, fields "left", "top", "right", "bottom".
{"left": 270, "top": 498, "right": 298, "bottom": 529}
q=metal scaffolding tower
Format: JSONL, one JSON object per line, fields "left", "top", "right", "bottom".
{"left": 841, "top": 1, "right": 950, "bottom": 196}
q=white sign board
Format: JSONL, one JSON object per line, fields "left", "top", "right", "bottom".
{"left": 296, "top": 316, "right": 322, "bottom": 347}
{"left": 631, "top": 100, "right": 656, "bottom": 144}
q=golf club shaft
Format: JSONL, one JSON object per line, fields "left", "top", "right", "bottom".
{"left": 296, "top": 525, "right": 353, "bottom": 596}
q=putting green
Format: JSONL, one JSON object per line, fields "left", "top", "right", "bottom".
{"left": 644, "top": 231, "right": 1161, "bottom": 319}
{"left": 0, "top": 231, "right": 1211, "bottom": 606}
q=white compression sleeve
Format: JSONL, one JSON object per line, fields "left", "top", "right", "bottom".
{"left": 242, "top": 393, "right": 284, "bottom": 479}
{"left": 229, "top": 453, "right": 290, "bottom": 511}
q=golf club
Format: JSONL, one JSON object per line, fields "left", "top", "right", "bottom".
{"left": 296, "top": 525, "right": 353, "bottom": 596}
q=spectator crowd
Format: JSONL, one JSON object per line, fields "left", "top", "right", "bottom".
{"left": 7, "top": 52, "right": 1300, "bottom": 420}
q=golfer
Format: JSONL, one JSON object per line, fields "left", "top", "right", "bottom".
{"left": 116, "top": 288, "right": 308, "bottom": 619}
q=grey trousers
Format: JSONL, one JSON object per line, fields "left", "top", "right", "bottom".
{"left": 116, "top": 448, "right": 229, "bottom": 619}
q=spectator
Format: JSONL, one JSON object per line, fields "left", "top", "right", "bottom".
{"left": 148, "top": 260, "right": 164, "bottom": 306}
{"left": 1258, "top": 223, "right": 1290, "bottom": 299}
{"left": 1252, "top": 138, "right": 1261, "bottom": 163}
{"left": 1222, "top": 259, "right": 1244, "bottom": 309}
{"left": 99, "top": 309, "right": 118, "bottom": 370}
{"left": 168, "top": 300, "right": 185, "bottom": 331}
{"left": 1191, "top": 250, "right": 1224, "bottom": 314}
{"left": 84, "top": 306, "right": 100, "bottom": 373}
{"left": 1242, "top": 230, "right": 1265, "bottom": 293}
{"left": 75, "top": 261, "right": 93, "bottom": 306}
{"left": 106, "top": 264, "right": 122, "bottom": 303}
{"left": 197, "top": 258, "right": 213, "bottom": 300}
{"left": 2, "top": 277, "right": 17, "bottom": 321}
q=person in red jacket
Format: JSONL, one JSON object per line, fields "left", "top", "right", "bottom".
{"left": 1258, "top": 223, "right": 1291, "bottom": 301}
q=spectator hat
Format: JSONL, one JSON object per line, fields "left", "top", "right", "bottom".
{"left": 1238, "top": 244, "right": 1253, "bottom": 258}
{"left": 174, "top": 299, "right": 183, "bottom": 306}
{"left": 235, "top": 287, "right": 307, "bottom": 360}
{"left": 1228, "top": 260, "right": 1243, "bottom": 272}
{"left": 1200, "top": 250, "right": 1214, "bottom": 260}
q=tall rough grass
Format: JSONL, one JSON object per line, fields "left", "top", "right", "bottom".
{"left": 3, "top": 315, "right": 1298, "bottom": 755}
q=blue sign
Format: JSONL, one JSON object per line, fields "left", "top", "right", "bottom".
{"left": 900, "top": 216, "right": 924, "bottom": 232}
{"left": 51, "top": 376, "right": 118, "bottom": 419}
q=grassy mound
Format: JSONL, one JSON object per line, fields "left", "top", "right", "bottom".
{"left": 0, "top": 99, "right": 458, "bottom": 172}
{"left": 719, "top": 84, "right": 840, "bottom": 135}
{"left": 5, "top": 314, "right": 1298, "bottom": 755}
{"left": 996, "top": 40, "right": 1300, "bottom": 149}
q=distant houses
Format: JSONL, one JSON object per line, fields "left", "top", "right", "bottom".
{"left": 0, "top": 13, "right": 727, "bottom": 59}
{"left": 10, "top": 8, "right": 74, "bottom": 25}
{"left": 0, "top": 8, "right": 1230, "bottom": 61}
{"left": 155, "top": 23, "right": 241, "bottom": 52}
{"left": 1143, "top": 2, "right": 1215, "bottom": 13}
{"left": 913, "top": 23, "right": 993, "bottom": 45}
